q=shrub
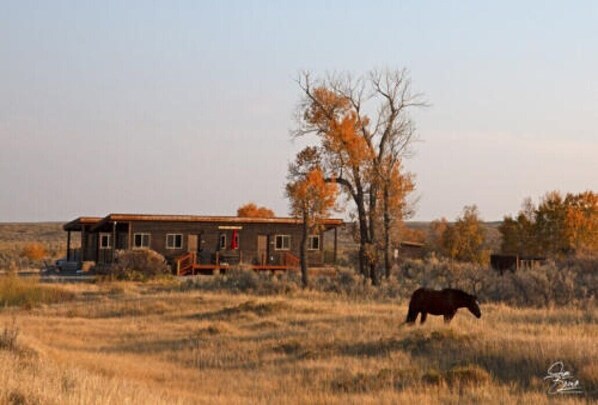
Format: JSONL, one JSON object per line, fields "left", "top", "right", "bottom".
{"left": 182, "top": 268, "right": 299, "bottom": 295}
{"left": 106, "top": 250, "right": 172, "bottom": 281}
{"left": 20, "top": 243, "right": 47, "bottom": 262}
{"left": 397, "top": 255, "right": 598, "bottom": 307}
{"left": 174, "top": 254, "right": 596, "bottom": 307}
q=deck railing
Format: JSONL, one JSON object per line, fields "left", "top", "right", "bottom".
{"left": 176, "top": 252, "right": 196, "bottom": 276}
{"left": 282, "top": 251, "right": 300, "bottom": 268}
{"left": 176, "top": 251, "right": 301, "bottom": 276}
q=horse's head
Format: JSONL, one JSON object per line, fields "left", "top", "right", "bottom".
{"left": 468, "top": 295, "right": 482, "bottom": 318}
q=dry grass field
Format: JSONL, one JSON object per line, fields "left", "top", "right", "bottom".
{"left": 1, "top": 277, "right": 596, "bottom": 404}
{"left": 0, "top": 223, "right": 66, "bottom": 271}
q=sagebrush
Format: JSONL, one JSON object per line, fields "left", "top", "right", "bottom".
{"left": 182, "top": 255, "right": 597, "bottom": 308}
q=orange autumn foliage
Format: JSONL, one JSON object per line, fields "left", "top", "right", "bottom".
{"left": 237, "top": 203, "right": 275, "bottom": 218}
{"left": 286, "top": 163, "right": 338, "bottom": 287}
{"left": 501, "top": 190, "right": 597, "bottom": 257}
{"left": 303, "top": 87, "right": 351, "bottom": 126}
{"left": 305, "top": 87, "right": 373, "bottom": 170}
{"left": 327, "top": 112, "right": 373, "bottom": 167}
{"left": 380, "top": 160, "right": 415, "bottom": 220}
{"left": 286, "top": 168, "right": 337, "bottom": 229}
{"left": 21, "top": 242, "right": 47, "bottom": 261}
{"left": 563, "top": 191, "right": 598, "bottom": 254}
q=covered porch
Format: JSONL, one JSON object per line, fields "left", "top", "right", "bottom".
{"left": 63, "top": 216, "right": 129, "bottom": 265}
{"left": 62, "top": 217, "right": 102, "bottom": 263}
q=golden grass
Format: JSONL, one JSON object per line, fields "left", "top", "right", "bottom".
{"left": 0, "top": 280, "right": 596, "bottom": 404}
{"left": 0, "top": 275, "right": 75, "bottom": 308}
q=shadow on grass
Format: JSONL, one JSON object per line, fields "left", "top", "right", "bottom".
{"left": 187, "top": 300, "right": 291, "bottom": 321}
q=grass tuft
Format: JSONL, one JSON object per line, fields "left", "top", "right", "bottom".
{"left": 445, "top": 364, "right": 492, "bottom": 386}
{"left": 332, "top": 369, "right": 396, "bottom": 393}
{"left": 0, "top": 318, "right": 19, "bottom": 352}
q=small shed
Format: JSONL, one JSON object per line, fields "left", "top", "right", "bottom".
{"left": 490, "top": 254, "right": 547, "bottom": 274}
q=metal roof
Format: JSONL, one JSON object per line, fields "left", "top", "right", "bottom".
{"left": 63, "top": 217, "right": 103, "bottom": 231}
{"left": 64, "top": 213, "right": 344, "bottom": 232}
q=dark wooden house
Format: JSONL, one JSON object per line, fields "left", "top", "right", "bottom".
{"left": 397, "top": 241, "right": 426, "bottom": 261}
{"left": 63, "top": 214, "right": 343, "bottom": 274}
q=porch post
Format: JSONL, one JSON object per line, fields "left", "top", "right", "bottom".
{"left": 127, "top": 221, "right": 132, "bottom": 250}
{"left": 81, "top": 226, "right": 87, "bottom": 261}
{"left": 66, "top": 230, "right": 72, "bottom": 261}
{"left": 112, "top": 221, "right": 117, "bottom": 263}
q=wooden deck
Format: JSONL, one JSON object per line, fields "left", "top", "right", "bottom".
{"left": 177, "top": 264, "right": 337, "bottom": 277}
{"left": 179, "top": 264, "right": 292, "bottom": 276}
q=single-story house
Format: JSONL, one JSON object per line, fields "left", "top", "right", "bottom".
{"left": 63, "top": 213, "right": 343, "bottom": 274}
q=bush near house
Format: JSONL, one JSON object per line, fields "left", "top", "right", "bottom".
{"left": 105, "top": 249, "right": 172, "bottom": 281}
{"left": 20, "top": 242, "right": 48, "bottom": 262}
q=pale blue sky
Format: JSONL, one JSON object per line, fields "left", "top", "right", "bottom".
{"left": 1, "top": 1, "right": 597, "bottom": 222}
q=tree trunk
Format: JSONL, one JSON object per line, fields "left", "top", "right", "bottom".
{"left": 351, "top": 173, "right": 371, "bottom": 278}
{"left": 369, "top": 183, "right": 379, "bottom": 286}
{"left": 333, "top": 172, "right": 371, "bottom": 278}
{"left": 357, "top": 223, "right": 369, "bottom": 278}
{"left": 370, "top": 257, "right": 379, "bottom": 286}
{"left": 356, "top": 192, "right": 370, "bottom": 279}
{"left": 383, "top": 182, "right": 392, "bottom": 279}
{"left": 300, "top": 211, "right": 309, "bottom": 288}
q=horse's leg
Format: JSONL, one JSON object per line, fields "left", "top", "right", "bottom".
{"left": 444, "top": 310, "right": 456, "bottom": 324}
{"left": 420, "top": 312, "right": 427, "bottom": 325}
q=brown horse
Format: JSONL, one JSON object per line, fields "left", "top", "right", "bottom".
{"left": 405, "top": 288, "right": 481, "bottom": 325}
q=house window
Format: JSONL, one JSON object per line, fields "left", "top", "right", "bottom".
{"left": 274, "top": 235, "right": 291, "bottom": 250}
{"left": 308, "top": 235, "right": 321, "bottom": 250}
{"left": 99, "top": 233, "right": 111, "bottom": 249}
{"left": 231, "top": 232, "right": 239, "bottom": 250}
{"left": 219, "top": 234, "right": 226, "bottom": 250}
{"left": 133, "top": 233, "right": 151, "bottom": 249}
{"left": 166, "top": 234, "right": 183, "bottom": 249}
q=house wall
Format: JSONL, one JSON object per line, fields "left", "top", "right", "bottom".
{"left": 81, "top": 224, "right": 128, "bottom": 264}
{"left": 121, "top": 221, "right": 325, "bottom": 267}
{"left": 81, "top": 226, "right": 94, "bottom": 262}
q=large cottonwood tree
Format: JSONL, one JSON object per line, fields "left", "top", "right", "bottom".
{"left": 292, "top": 69, "right": 424, "bottom": 284}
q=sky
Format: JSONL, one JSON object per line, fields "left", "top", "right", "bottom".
{"left": 1, "top": 1, "right": 597, "bottom": 222}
